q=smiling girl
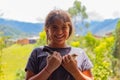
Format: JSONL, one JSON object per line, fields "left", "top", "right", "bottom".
{"left": 25, "top": 9, "right": 93, "bottom": 80}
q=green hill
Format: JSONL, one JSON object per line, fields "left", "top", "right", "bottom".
{"left": 0, "top": 25, "right": 28, "bottom": 38}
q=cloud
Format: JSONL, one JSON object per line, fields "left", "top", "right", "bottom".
{"left": 0, "top": 10, "right": 4, "bottom": 16}
{"left": 113, "top": 11, "right": 120, "bottom": 18}
{"left": 87, "top": 11, "right": 104, "bottom": 21}
{"left": 0, "top": 0, "right": 120, "bottom": 23}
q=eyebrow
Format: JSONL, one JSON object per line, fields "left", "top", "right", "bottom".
{"left": 49, "top": 21, "right": 70, "bottom": 28}
{"left": 65, "top": 22, "right": 70, "bottom": 26}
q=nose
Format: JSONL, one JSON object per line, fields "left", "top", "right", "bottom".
{"left": 57, "top": 29, "right": 63, "bottom": 34}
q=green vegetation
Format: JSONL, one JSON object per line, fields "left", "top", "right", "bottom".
{"left": 112, "top": 20, "right": 120, "bottom": 79}
{"left": 68, "top": 0, "right": 88, "bottom": 23}
{"left": 1, "top": 44, "right": 35, "bottom": 80}
{"left": 0, "top": 25, "right": 23, "bottom": 38}
{"left": 68, "top": 33, "right": 115, "bottom": 80}
{"left": 0, "top": 31, "right": 120, "bottom": 80}
{"left": 37, "top": 30, "right": 46, "bottom": 46}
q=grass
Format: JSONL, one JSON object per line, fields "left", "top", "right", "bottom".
{"left": 1, "top": 44, "right": 35, "bottom": 80}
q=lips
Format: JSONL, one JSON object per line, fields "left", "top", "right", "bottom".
{"left": 55, "top": 35, "right": 64, "bottom": 40}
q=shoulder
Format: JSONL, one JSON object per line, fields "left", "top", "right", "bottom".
{"left": 33, "top": 46, "right": 44, "bottom": 51}
{"left": 71, "top": 47, "right": 84, "bottom": 51}
{"left": 70, "top": 47, "right": 88, "bottom": 59}
{"left": 70, "top": 47, "right": 85, "bottom": 55}
{"left": 30, "top": 46, "right": 44, "bottom": 57}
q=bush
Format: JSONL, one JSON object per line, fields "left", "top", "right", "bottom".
{"left": 15, "top": 69, "right": 25, "bottom": 80}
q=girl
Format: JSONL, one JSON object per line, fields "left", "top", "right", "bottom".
{"left": 25, "top": 9, "right": 93, "bottom": 80}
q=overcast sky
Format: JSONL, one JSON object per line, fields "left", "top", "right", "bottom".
{"left": 0, "top": 0, "right": 120, "bottom": 23}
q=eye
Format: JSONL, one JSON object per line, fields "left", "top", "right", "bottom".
{"left": 52, "top": 25, "right": 58, "bottom": 30}
{"left": 62, "top": 26, "right": 67, "bottom": 29}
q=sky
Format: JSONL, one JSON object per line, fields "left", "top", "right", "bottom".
{"left": 0, "top": 0, "right": 120, "bottom": 23}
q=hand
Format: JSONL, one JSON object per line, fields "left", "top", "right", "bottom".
{"left": 62, "top": 54, "right": 78, "bottom": 75}
{"left": 45, "top": 51, "right": 62, "bottom": 73}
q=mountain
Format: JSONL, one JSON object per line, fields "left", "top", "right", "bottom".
{"left": 0, "top": 18, "right": 44, "bottom": 38}
{"left": 0, "top": 18, "right": 120, "bottom": 39}
{"left": 0, "top": 25, "right": 24, "bottom": 38}
{"left": 75, "top": 18, "right": 119, "bottom": 36}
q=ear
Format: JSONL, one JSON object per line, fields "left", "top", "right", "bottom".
{"left": 44, "top": 27, "right": 48, "bottom": 33}
{"left": 44, "top": 27, "right": 47, "bottom": 31}
{"left": 44, "top": 27, "right": 49, "bottom": 37}
{"left": 45, "top": 28, "right": 51, "bottom": 41}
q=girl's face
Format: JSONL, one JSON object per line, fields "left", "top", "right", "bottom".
{"left": 46, "top": 19, "right": 70, "bottom": 47}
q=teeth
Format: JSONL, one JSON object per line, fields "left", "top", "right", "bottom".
{"left": 56, "top": 35, "right": 64, "bottom": 39}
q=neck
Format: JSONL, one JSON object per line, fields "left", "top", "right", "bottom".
{"left": 48, "top": 43, "right": 68, "bottom": 48}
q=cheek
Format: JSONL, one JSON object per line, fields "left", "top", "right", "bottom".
{"left": 66, "top": 28, "right": 70, "bottom": 34}
{"left": 64, "top": 30, "right": 70, "bottom": 37}
{"left": 47, "top": 29, "right": 52, "bottom": 35}
{"left": 65, "top": 29, "right": 70, "bottom": 35}
{"left": 48, "top": 30, "right": 55, "bottom": 38}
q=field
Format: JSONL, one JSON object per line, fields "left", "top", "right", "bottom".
{"left": 1, "top": 44, "right": 35, "bottom": 80}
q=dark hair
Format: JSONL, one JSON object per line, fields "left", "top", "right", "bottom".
{"left": 45, "top": 9, "right": 73, "bottom": 37}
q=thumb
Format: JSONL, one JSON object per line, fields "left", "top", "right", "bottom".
{"left": 47, "top": 54, "right": 51, "bottom": 60}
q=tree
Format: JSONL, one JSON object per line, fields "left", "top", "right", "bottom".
{"left": 68, "top": 0, "right": 89, "bottom": 35}
{"left": 112, "top": 20, "right": 120, "bottom": 78}
{"left": 113, "top": 20, "right": 120, "bottom": 58}
{"left": 0, "top": 32, "right": 6, "bottom": 53}
{"left": 68, "top": 0, "right": 88, "bottom": 24}
{"left": 37, "top": 30, "right": 46, "bottom": 46}
{"left": 0, "top": 34, "right": 5, "bottom": 80}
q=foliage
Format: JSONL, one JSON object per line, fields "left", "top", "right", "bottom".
{"left": 70, "top": 41, "right": 80, "bottom": 47}
{"left": 84, "top": 32, "right": 100, "bottom": 50}
{"left": 0, "top": 32, "right": 11, "bottom": 53}
{"left": 68, "top": 0, "right": 89, "bottom": 31}
{"left": 92, "top": 36, "right": 114, "bottom": 80}
{"left": 69, "top": 32, "right": 115, "bottom": 79}
{"left": 112, "top": 20, "right": 120, "bottom": 79}
{"left": 0, "top": 33, "right": 7, "bottom": 79}
{"left": 0, "top": 62, "right": 5, "bottom": 80}
{"left": 0, "top": 56, "right": 4, "bottom": 80}
{"left": 0, "top": 37, "right": 5, "bottom": 53}
{"left": 75, "top": 32, "right": 115, "bottom": 80}
{"left": 112, "top": 20, "right": 120, "bottom": 58}
{"left": 37, "top": 30, "right": 46, "bottom": 46}
{"left": 68, "top": 0, "right": 88, "bottom": 20}
{"left": 15, "top": 69, "right": 25, "bottom": 80}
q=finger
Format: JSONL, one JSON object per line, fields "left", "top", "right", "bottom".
{"left": 53, "top": 52, "right": 62, "bottom": 62}
{"left": 53, "top": 51, "right": 60, "bottom": 56}
{"left": 68, "top": 54, "right": 73, "bottom": 61}
{"left": 57, "top": 53, "right": 62, "bottom": 62}
{"left": 67, "top": 55, "right": 71, "bottom": 60}
{"left": 62, "top": 55, "right": 70, "bottom": 63}
{"left": 62, "top": 56, "right": 66, "bottom": 64}
{"left": 52, "top": 51, "right": 59, "bottom": 57}
{"left": 52, "top": 51, "right": 58, "bottom": 55}
{"left": 65, "top": 55, "right": 71, "bottom": 63}
{"left": 71, "top": 53, "right": 78, "bottom": 59}
{"left": 56, "top": 52, "right": 61, "bottom": 56}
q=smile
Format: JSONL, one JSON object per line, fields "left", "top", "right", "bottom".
{"left": 55, "top": 35, "right": 64, "bottom": 40}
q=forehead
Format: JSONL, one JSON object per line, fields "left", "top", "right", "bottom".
{"left": 51, "top": 17, "right": 65, "bottom": 25}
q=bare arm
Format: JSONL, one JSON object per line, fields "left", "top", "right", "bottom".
{"left": 25, "top": 51, "right": 62, "bottom": 80}
{"left": 71, "top": 68, "right": 93, "bottom": 80}
{"left": 25, "top": 67, "right": 53, "bottom": 80}
{"left": 62, "top": 55, "right": 93, "bottom": 80}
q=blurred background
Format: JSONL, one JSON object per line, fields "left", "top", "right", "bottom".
{"left": 0, "top": 0, "right": 120, "bottom": 80}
